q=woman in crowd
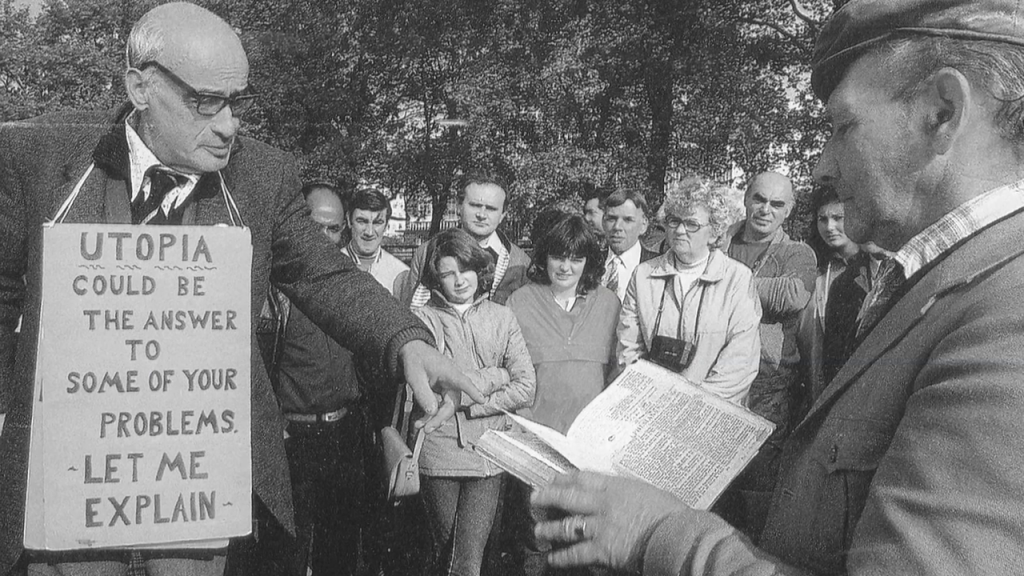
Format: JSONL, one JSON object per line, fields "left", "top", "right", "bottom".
{"left": 412, "top": 228, "right": 536, "bottom": 576}
{"left": 617, "top": 177, "right": 760, "bottom": 403}
{"left": 508, "top": 212, "right": 620, "bottom": 434}
{"left": 798, "top": 186, "right": 860, "bottom": 403}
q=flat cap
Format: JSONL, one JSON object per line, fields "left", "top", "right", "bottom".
{"left": 811, "top": 0, "right": 1024, "bottom": 100}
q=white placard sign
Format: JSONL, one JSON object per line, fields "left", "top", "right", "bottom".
{"left": 25, "top": 224, "right": 252, "bottom": 550}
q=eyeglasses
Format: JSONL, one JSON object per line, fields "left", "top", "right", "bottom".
{"left": 139, "top": 61, "right": 257, "bottom": 117}
{"left": 664, "top": 217, "right": 708, "bottom": 233}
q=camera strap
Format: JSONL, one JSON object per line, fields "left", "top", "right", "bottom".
{"left": 651, "top": 274, "right": 708, "bottom": 343}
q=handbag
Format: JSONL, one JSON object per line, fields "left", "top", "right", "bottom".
{"left": 380, "top": 383, "right": 426, "bottom": 505}
{"left": 380, "top": 316, "right": 444, "bottom": 505}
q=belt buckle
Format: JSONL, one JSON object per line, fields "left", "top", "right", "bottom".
{"left": 321, "top": 407, "right": 347, "bottom": 423}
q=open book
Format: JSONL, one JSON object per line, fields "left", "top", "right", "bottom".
{"left": 475, "top": 360, "right": 775, "bottom": 510}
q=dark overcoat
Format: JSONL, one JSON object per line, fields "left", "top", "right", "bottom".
{"left": 0, "top": 108, "right": 431, "bottom": 572}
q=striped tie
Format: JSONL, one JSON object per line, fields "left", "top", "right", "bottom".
{"left": 605, "top": 257, "right": 621, "bottom": 294}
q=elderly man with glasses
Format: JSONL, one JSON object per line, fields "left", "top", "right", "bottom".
{"left": 0, "top": 2, "right": 480, "bottom": 575}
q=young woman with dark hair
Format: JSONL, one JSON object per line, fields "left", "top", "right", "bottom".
{"left": 508, "top": 213, "right": 620, "bottom": 434}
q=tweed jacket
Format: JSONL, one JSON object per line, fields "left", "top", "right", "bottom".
{"left": 403, "top": 230, "right": 530, "bottom": 306}
{"left": 0, "top": 108, "right": 431, "bottom": 571}
{"left": 641, "top": 209, "right": 1024, "bottom": 575}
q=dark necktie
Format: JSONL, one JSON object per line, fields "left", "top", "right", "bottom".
{"left": 132, "top": 167, "right": 185, "bottom": 225}
{"left": 856, "top": 259, "right": 905, "bottom": 340}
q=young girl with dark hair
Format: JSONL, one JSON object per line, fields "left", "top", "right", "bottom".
{"left": 413, "top": 228, "right": 536, "bottom": 576}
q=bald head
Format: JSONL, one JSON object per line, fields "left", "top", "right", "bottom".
{"left": 124, "top": 2, "right": 249, "bottom": 175}
{"left": 128, "top": 3, "right": 245, "bottom": 71}
{"left": 743, "top": 171, "right": 794, "bottom": 242}
{"left": 305, "top": 187, "right": 346, "bottom": 247}
{"left": 747, "top": 172, "right": 793, "bottom": 203}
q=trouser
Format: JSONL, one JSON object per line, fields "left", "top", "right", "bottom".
{"left": 239, "top": 409, "right": 366, "bottom": 576}
{"left": 422, "top": 475, "right": 503, "bottom": 576}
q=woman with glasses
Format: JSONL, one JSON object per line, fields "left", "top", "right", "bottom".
{"left": 617, "top": 177, "right": 761, "bottom": 403}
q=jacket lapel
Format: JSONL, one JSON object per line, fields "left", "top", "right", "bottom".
{"left": 797, "top": 211, "right": 1024, "bottom": 429}
{"left": 190, "top": 173, "right": 233, "bottom": 226}
{"left": 55, "top": 152, "right": 107, "bottom": 224}
{"left": 59, "top": 110, "right": 132, "bottom": 224}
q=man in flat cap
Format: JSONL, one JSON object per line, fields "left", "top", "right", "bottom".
{"left": 0, "top": 3, "right": 480, "bottom": 575}
{"left": 526, "top": 0, "right": 1024, "bottom": 573}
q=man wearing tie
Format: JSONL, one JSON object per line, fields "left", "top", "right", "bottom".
{"left": 0, "top": 3, "right": 479, "bottom": 574}
{"left": 600, "top": 189, "right": 658, "bottom": 302}
{"left": 405, "top": 169, "right": 530, "bottom": 307}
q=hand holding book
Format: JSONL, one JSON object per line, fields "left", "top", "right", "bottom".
{"left": 474, "top": 360, "right": 774, "bottom": 509}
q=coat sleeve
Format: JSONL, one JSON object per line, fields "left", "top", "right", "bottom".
{"left": 755, "top": 243, "right": 816, "bottom": 320}
{"left": 701, "top": 273, "right": 761, "bottom": 404}
{"left": 267, "top": 156, "right": 431, "bottom": 383}
{"left": 641, "top": 510, "right": 811, "bottom": 576}
{"left": 616, "top": 269, "right": 645, "bottom": 366}
{"left": 467, "top": 312, "right": 536, "bottom": 418}
{"left": 642, "top": 273, "right": 1024, "bottom": 576}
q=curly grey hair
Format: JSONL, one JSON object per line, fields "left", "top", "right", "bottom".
{"left": 657, "top": 177, "right": 744, "bottom": 249}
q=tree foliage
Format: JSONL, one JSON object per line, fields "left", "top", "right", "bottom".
{"left": 2, "top": 0, "right": 835, "bottom": 239}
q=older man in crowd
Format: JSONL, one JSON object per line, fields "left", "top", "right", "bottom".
{"left": 0, "top": 3, "right": 479, "bottom": 575}
{"left": 719, "top": 171, "right": 817, "bottom": 536}
{"left": 248, "top": 182, "right": 371, "bottom": 576}
{"left": 531, "top": 1, "right": 1024, "bottom": 574}
{"left": 405, "top": 169, "right": 529, "bottom": 307}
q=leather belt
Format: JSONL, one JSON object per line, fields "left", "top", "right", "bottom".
{"left": 284, "top": 406, "right": 349, "bottom": 424}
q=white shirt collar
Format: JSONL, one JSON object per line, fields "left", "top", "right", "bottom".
{"left": 608, "top": 240, "right": 642, "bottom": 270}
{"left": 479, "top": 231, "right": 507, "bottom": 256}
{"left": 124, "top": 116, "right": 200, "bottom": 213}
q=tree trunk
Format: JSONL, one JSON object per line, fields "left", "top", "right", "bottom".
{"left": 644, "top": 55, "right": 673, "bottom": 203}
{"left": 428, "top": 188, "right": 448, "bottom": 237}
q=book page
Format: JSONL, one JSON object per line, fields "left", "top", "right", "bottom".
{"left": 509, "top": 414, "right": 615, "bottom": 474}
{"left": 474, "top": 429, "right": 576, "bottom": 489}
{"left": 567, "top": 360, "right": 774, "bottom": 509}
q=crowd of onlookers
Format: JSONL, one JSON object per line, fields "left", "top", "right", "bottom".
{"left": 246, "top": 164, "right": 891, "bottom": 576}
{"left": 11, "top": 2, "right": 1024, "bottom": 575}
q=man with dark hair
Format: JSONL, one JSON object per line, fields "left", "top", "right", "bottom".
{"left": 600, "top": 189, "right": 658, "bottom": 302}
{"left": 405, "top": 169, "right": 530, "bottom": 306}
{"left": 529, "top": 1, "right": 1024, "bottom": 574}
{"left": 580, "top": 183, "right": 609, "bottom": 238}
{"left": 0, "top": 3, "right": 479, "bottom": 574}
{"left": 344, "top": 188, "right": 408, "bottom": 297}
